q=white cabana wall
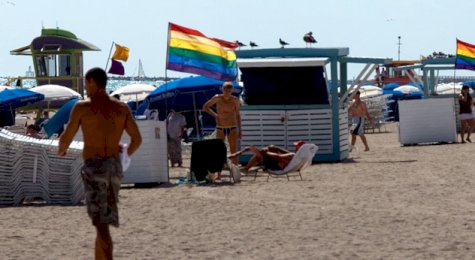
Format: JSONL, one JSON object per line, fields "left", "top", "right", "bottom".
{"left": 398, "top": 98, "right": 457, "bottom": 145}
{"left": 73, "top": 120, "right": 168, "bottom": 184}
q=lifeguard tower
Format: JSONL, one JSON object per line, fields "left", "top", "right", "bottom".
{"left": 236, "top": 48, "right": 389, "bottom": 162}
{"left": 10, "top": 28, "right": 100, "bottom": 96}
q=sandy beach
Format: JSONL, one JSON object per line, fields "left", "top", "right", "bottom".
{"left": 2, "top": 122, "right": 475, "bottom": 259}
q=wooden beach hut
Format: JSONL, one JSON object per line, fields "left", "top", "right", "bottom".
{"left": 236, "top": 48, "right": 389, "bottom": 162}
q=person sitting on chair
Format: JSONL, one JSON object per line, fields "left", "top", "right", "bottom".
{"left": 228, "top": 141, "right": 306, "bottom": 173}
{"left": 26, "top": 124, "right": 42, "bottom": 139}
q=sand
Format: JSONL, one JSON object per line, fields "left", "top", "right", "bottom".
{"left": 2, "top": 122, "right": 475, "bottom": 259}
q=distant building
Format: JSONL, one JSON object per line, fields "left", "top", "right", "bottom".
{"left": 25, "top": 66, "right": 34, "bottom": 77}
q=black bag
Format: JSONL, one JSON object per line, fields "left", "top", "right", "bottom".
{"left": 190, "top": 139, "right": 227, "bottom": 181}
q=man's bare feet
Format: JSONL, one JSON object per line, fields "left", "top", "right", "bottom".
{"left": 466, "top": 138, "right": 472, "bottom": 143}
{"left": 364, "top": 147, "right": 370, "bottom": 151}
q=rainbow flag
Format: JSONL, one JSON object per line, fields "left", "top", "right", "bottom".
{"left": 455, "top": 39, "right": 475, "bottom": 71}
{"left": 166, "top": 23, "right": 239, "bottom": 81}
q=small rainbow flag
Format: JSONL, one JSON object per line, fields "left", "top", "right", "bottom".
{"left": 455, "top": 39, "right": 475, "bottom": 71}
{"left": 166, "top": 23, "right": 239, "bottom": 81}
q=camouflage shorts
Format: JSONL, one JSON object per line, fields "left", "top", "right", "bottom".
{"left": 81, "top": 157, "right": 123, "bottom": 227}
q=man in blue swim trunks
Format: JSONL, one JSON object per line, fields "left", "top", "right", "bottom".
{"left": 349, "top": 90, "right": 373, "bottom": 152}
{"left": 58, "top": 68, "right": 142, "bottom": 259}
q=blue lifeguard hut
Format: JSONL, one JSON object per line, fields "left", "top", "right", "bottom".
{"left": 10, "top": 28, "right": 100, "bottom": 96}
{"left": 236, "top": 48, "right": 390, "bottom": 162}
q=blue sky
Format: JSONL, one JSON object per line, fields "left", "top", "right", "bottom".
{"left": 1, "top": 0, "right": 474, "bottom": 79}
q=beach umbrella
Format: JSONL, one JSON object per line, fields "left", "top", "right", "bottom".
{"left": 393, "top": 85, "right": 422, "bottom": 95}
{"left": 359, "top": 85, "right": 383, "bottom": 99}
{"left": 0, "top": 87, "right": 45, "bottom": 111}
{"left": 463, "top": 81, "right": 475, "bottom": 91}
{"left": 146, "top": 76, "right": 242, "bottom": 111}
{"left": 435, "top": 82, "right": 466, "bottom": 95}
{"left": 109, "top": 83, "right": 156, "bottom": 102}
{"left": 29, "top": 84, "right": 82, "bottom": 108}
{"left": 382, "top": 83, "right": 400, "bottom": 94}
{"left": 43, "top": 98, "right": 79, "bottom": 138}
{"left": 145, "top": 76, "right": 242, "bottom": 139}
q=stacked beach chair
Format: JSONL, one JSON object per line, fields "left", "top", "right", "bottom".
{"left": 363, "top": 95, "right": 389, "bottom": 132}
{"left": 347, "top": 94, "right": 388, "bottom": 133}
{"left": 0, "top": 128, "right": 84, "bottom": 206}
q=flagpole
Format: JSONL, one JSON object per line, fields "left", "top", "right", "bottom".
{"left": 165, "top": 22, "right": 171, "bottom": 120}
{"left": 454, "top": 39, "right": 459, "bottom": 139}
{"left": 104, "top": 41, "right": 115, "bottom": 72}
{"left": 454, "top": 39, "right": 457, "bottom": 95}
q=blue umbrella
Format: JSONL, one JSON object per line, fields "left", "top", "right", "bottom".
{"left": 146, "top": 76, "right": 242, "bottom": 112}
{"left": 0, "top": 88, "right": 45, "bottom": 111}
{"left": 43, "top": 98, "right": 79, "bottom": 138}
{"left": 145, "top": 76, "right": 242, "bottom": 139}
{"left": 463, "top": 81, "right": 475, "bottom": 91}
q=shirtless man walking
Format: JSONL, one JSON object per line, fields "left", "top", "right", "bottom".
{"left": 58, "top": 68, "right": 142, "bottom": 259}
{"left": 348, "top": 90, "right": 373, "bottom": 151}
{"left": 203, "top": 82, "right": 241, "bottom": 167}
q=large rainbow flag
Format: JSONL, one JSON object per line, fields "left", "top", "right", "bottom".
{"left": 455, "top": 39, "right": 475, "bottom": 71}
{"left": 166, "top": 23, "right": 239, "bottom": 81}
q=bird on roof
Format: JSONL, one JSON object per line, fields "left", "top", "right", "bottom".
{"left": 303, "top": 32, "right": 317, "bottom": 47}
{"left": 249, "top": 41, "right": 258, "bottom": 48}
{"left": 279, "top": 38, "right": 289, "bottom": 48}
{"left": 235, "top": 40, "right": 246, "bottom": 50}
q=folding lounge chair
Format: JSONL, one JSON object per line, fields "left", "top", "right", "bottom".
{"left": 266, "top": 143, "right": 318, "bottom": 181}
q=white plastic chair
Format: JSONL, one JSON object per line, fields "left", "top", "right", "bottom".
{"left": 267, "top": 143, "right": 318, "bottom": 181}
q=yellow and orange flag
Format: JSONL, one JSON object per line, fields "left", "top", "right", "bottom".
{"left": 112, "top": 43, "right": 130, "bottom": 62}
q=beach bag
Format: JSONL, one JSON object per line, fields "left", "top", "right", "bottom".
{"left": 228, "top": 160, "right": 241, "bottom": 182}
{"left": 190, "top": 139, "right": 227, "bottom": 181}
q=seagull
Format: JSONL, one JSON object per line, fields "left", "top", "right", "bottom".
{"left": 279, "top": 38, "right": 289, "bottom": 48}
{"left": 235, "top": 40, "right": 246, "bottom": 50}
{"left": 303, "top": 31, "right": 317, "bottom": 47}
{"left": 249, "top": 41, "right": 258, "bottom": 48}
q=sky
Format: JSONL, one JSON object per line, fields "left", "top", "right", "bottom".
{"left": 1, "top": 0, "right": 475, "bottom": 80}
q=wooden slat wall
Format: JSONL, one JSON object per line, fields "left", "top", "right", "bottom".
{"left": 240, "top": 110, "right": 287, "bottom": 148}
{"left": 339, "top": 109, "right": 350, "bottom": 158}
{"left": 241, "top": 108, "right": 349, "bottom": 160}
{"left": 286, "top": 109, "right": 332, "bottom": 154}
